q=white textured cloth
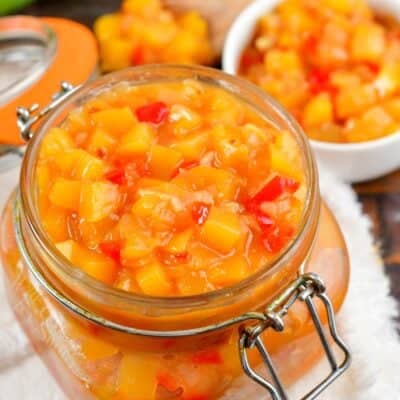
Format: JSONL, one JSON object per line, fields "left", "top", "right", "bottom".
{"left": 0, "top": 164, "right": 399, "bottom": 399}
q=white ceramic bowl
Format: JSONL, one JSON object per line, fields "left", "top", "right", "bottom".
{"left": 222, "top": 0, "right": 400, "bottom": 183}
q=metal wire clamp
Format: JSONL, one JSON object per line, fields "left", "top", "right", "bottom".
{"left": 239, "top": 273, "right": 351, "bottom": 400}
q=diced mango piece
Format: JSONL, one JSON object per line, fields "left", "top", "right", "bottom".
{"left": 211, "top": 125, "right": 249, "bottom": 169}
{"left": 92, "top": 107, "right": 136, "bottom": 134}
{"left": 87, "top": 128, "right": 117, "bottom": 155}
{"left": 344, "top": 106, "right": 397, "bottom": 142}
{"left": 383, "top": 97, "right": 400, "bottom": 119}
{"left": 174, "top": 166, "right": 239, "bottom": 202}
{"left": 131, "top": 194, "right": 160, "bottom": 219}
{"left": 116, "top": 123, "right": 154, "bottom": 156}
{"left": 55, "top": 149, "right": 106, "bottom": 180}
{"left": 98, "top": 38, "right": 134, "bottom": 72}
{"left": 122, "top": 0, "right": 161, "bottom": 16}
{"left": 165, "top": 229, "right": 192, "bottom": 254}
{"left": 179, "top": 11, "right": 208, "bottom": 37}
{"left": 42, "top": 205, "right": 70, "bottom": 241}
{"left": 121, "top": 234, "right": 157, "bottom": 263}
{"left": 40, "top": 127, "right": 74, "bottom": 158}
{"left": 208, "top": 256, "right": 249, "bottom": 286}
{"left": 49, "top": 178, "right": 81, "bottom": 210}
{"left": 374, "top": 63, "right": 400, "bottom": 97}
{"left": 80, "top": 182, "right": 120, "bottom": 222}
{"left": 171, "top": 133, "right": 208, "bottom": 161}
{"left": 321, "top": 0, "right": 352, "bottom": 14}
{"left": 56, "top": 239, "right": 118, "bottom": 284}
{"left": 136, "top": 262, "right": 172, "bottom": 296}
{"left": 117, "top": 353, "right": 158, "bottom": 400}
{"left": 200, "top": 207, "right": 242, "bottom": 254}
{"left": 169, "top": 104, "right": 201, "bottom": 135}
{"left": 302, "top": 93, "right": 333, "bottom": 127}
{"left": 149, "top": 145, "right": 183, "bottom": 179}
{"left": 264, "top": 50, "right": 302, "bottom": 75}
{"left": 93, "top": 14, "right": 121, "bottom": 41}
{"left": 80, "top": 335, "right": 119, "bottom": 361}
{"left": 335, "top": 84, "right": 377, "bottom": 119}
{"left": 270, "top": 146, "right": 303, "bottom": 181}
{"left": 351, "top": 23, "right": 385, "bottom": 63}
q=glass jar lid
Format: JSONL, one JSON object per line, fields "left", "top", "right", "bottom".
{"left": 0, "top": 16, "right": 98, "bottom": 146}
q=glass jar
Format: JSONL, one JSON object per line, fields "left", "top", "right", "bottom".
{"left": 0, "top": 66, "right": 350, "bottom": 400}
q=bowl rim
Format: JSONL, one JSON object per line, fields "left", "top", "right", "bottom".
{"left": 222, "top": 0, "right": 400, "bottom": 151}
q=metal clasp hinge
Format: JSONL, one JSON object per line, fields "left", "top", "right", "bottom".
{"left": 17, "top": 81, "right": 76, "bottom": 141}
{"left": 239, "top": 273, "right": 351, "bottom": 400}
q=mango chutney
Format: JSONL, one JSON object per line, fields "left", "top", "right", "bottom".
{"left": 0, "top": 66, "right": 350, "bottom": 400}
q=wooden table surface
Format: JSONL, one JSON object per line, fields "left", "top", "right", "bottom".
{"left": 20, "top": 0, "right": 400, "bottom": 319}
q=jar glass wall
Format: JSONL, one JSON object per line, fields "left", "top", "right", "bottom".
{"left": 0, "top": 66, "right": 350, "bottom": 400}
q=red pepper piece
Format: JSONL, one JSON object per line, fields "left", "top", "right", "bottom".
{"left": 171, "top": 160, "right": 199, "bottom": 178}
{"left": 261, "top": 225, "right": 294, "bottom": 253}
{"left": 191, "top": 349, "right": 222, "bottom": 365}
{"left": 364, "top": 62, "right": 380, "bottom": 75}
{"left": 303, "top": 34, "right": 318, "bottom": 54}
{"left": 240, "top": 48, "right": 263, "bottom": 70}
{"left": 99, "top": 241, "right": 121, "bottom": 263}
{"left": 191, "top": 202, "right": 210, "bottom": 225}
{"left": 105, "top": 167, "right": 126, "bottom": 185}
{"left": 130, "top": 46, "right": 144, "bottom": 66}
{"left": 246, "top": 176, "right": 299, "bottom": 211}
{"left": 307, "top": 68, "right": 336, "bottom": 95}
{"left": 157, "top": 373, "right": 180, "bottom": 393}
{"left": 256, "top": 212, "right": 275, "bottom": 230}
{"left": 135, "top": 101, "right": 169, "bottom": 124}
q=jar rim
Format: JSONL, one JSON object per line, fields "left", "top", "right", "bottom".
{"left": 19, "top": 64, "right": 319, "bottom": 311}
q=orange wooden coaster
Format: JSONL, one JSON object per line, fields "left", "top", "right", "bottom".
{"left": 0, "top": 16, "right": 98, "bottom": 144}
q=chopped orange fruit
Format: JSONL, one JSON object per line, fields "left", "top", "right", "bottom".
{"left": 239, "top": 0, "right": 400, "bottom": 143}
{"left": 37, "top": 80, "right": 305, "bottom": 297}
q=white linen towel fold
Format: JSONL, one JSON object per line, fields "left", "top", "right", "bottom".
{"left": 0, "top": 164, "right": 399, "bottom": 399}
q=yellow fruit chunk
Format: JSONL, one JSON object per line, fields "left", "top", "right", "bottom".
{"left": 121, "top": 234, "right": 157, "bottom": 263}
{"left": 179, "top": 11, "right": 208, "bottom": 37}
{"left": 136, "top": 262, "right": 172, "bottom": 296}
{"left": 49, "top": 178, "right": 81, "bottom": 210}
{"left": 131, "top": 194, "right": 160, "bottom": 219}
{"left": 117, "top": 353, "right": 158, "bottom": 400}
{"left": 98, "top": 38, "right": 133, "bottom": 72}
{"left": 302, "top": 93, "right": 333, "bottom": 128}
{"left": 40, "top": 127, "right": 74, "bottom": 158}
{"left": 264, "top": 50, "right": 302, "bottom": 75}
{"left": 335, "top": 84, "right": 377, "bottom": 119}
{"left": 122, "top": 0, "right": 161, "bottom": 16}
{"left": 177, "top": 274, "right": 209, "bottom": 295}
{"left": 173, "top": 166, "right": 239, "bottom": 202}
{"left": 87, "top": 128, "right": 117, "bottom": 155}
{"left": 42, "top": 205, "right": 69, "bottom": 241}
{"left": 171, "top": 133, "right": 208, "bottom": 161}
{"left": 93, "top": 14, "right": 120, "bottom": 41}
{"left": 374, "top": 63, "right": 400, "bottom": 97}
{"left": 351, "top": 23, "right": 385, "bottom": 63}
{"left": 383, "top": 97, "right": 400, "bottom": 119}
{"left": 116, "top": 123, "right": 154, "bottom": 156}
{"left": 149, "top": 145, "right": 184, "bottom": 179}
{"left": 200, "top": 207, "right": 242, "bottom": 254}
{"left": 344, "top": 106, "right": 397, "bottom": 142}
{"left": 165, "top": 229, "right": 192, "bottom": 254}
{"left": 169, "top": 104, "right": 201, "bottom": 135}
{"left": 321, "top": 0, "right": 352, "bottom": 13}
{"left": 80, "top": 335, "right": 119, "bottom": 361}
{"left": 80, "top": 182, "right": 120, "bottom": 222}
{"left": 92, "top": 107, "right": 136, "bottom": 134}
{"left": 56, "top": 239, "right": 118, "bottom": 284}
{"left": 208, "top": 255, "right": 249, "bottom": 286}
{"left": 211, "top": 125, "right": 249, "bottom": 169}
{"left": 55, "top": 149, "right": 105, "bottom": 180}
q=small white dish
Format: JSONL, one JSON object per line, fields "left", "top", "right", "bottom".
{"left": 222, "top": 0, "right": 400, "bottom": 183}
